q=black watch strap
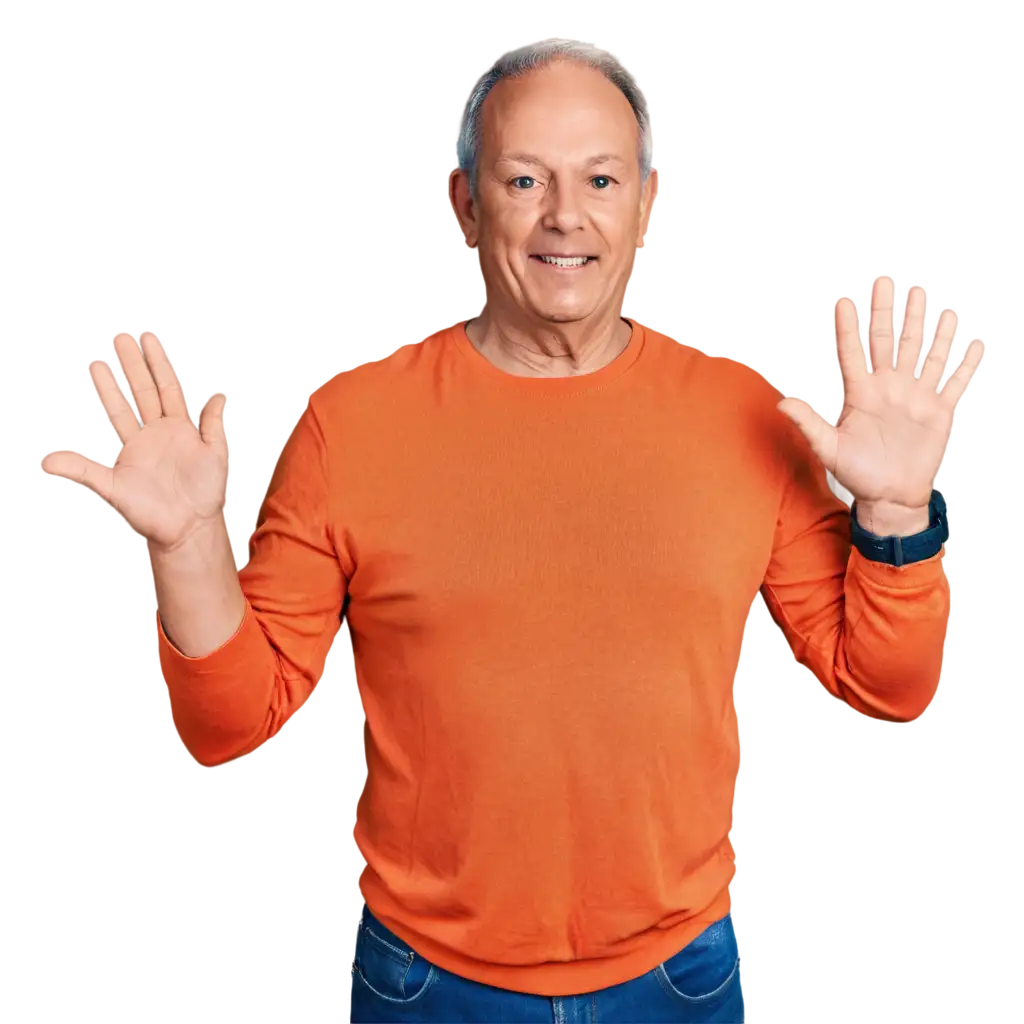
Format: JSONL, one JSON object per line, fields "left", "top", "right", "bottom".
{"left": 849, "top": 489, "right": 948, "bottom": 566}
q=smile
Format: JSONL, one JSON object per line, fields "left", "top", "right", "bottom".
{"left": 532, "top": 255, "right": 596, "bottom": 268}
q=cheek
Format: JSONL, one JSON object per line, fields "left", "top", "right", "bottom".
{"left": 485, "top": 201, "right": 541, "bottom": 247}
{"left": 594, "top": 207, "right": 639, "bottom": 255}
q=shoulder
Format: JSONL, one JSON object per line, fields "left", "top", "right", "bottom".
{"left": 305, "top": 324, "right": 453, "bottom": 421}
{"left": 638, "top": 321, "right": 785, "bottom": 407}
{"left": 639, "top": 322, "right": 802, "bottom": 472}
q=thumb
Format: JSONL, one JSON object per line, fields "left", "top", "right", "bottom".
{"left": 41, "top": 451, "right": 115, "bottom": 505}
{"left": 198, "top": 393, "right": 228, "bottom": 453}
{"left": 776, "top": 397, "right": 837, "bottom": 471}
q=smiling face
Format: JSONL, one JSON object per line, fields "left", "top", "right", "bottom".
{"left": 451, "top": 60, "right": 657, "bottom": 327}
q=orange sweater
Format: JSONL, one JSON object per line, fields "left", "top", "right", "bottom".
{"left": 156, "top": 319, "right": 949, "bottom": 996}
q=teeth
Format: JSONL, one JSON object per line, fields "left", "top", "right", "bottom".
{"left": 538, "top": 255, "right": 590, "bottom": 267}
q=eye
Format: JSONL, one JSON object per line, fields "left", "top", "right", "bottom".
{"left": 511, "top": 176, "right": 536, "bottom": 189}
{"left": 590, "top": 175, "right": 613, "bottom": 189}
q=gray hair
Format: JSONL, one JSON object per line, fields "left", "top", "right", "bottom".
{"left": 456, "top": 38, "right": 653, "bottom": 196}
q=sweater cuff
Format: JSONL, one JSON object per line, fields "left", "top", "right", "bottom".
{"left": 848, "top": 543, "right": 946, "bottom": 588}
{"left": 156, "top": 599, "right": 256, "bottom": 673}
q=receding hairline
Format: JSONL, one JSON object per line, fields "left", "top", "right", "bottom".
{"left": 456, "top": 38, "right": 653, "bottom": 195}
{"left": 474, "top": 65, "right": 643, "bottom": 182}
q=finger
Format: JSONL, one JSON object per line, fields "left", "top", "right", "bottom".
{"left": 140, "top": 332, "right": 190, "bottom": 419}
{"left": 89, "top": 360, "right": 142, "bottom": 445}
{"left": 835, "top": 297, "right": 868, "bottom": 386}
{"left": 40, "top": 451, "right": 115, "bottom": 504}
{"left": 918, "top": 309, "right": 958, "bottom": 391}
{"left": 868, "top": 275, "right": 896, "bottom": 372}
{"left": 777, "top": 397, "right": 839, "bottom": 472}
{"left": 198, "top": 392, "right": 228, "bottom": 454}
{"left": 113, "top": 333, "right": 163, "bottom": 425}
{"left": 938, "top": 338, "right": 985, "bottom": 409}
{"left": 895, "top": 285, "right": 926, "bottom": 375}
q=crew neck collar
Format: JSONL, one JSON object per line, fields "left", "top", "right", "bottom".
{"left": 449, "top": 318, "right": 646, "bottom": 397}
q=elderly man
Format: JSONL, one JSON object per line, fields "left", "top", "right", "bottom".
{"left": 42, "top": 38, "right": 982, "bottom": 1024}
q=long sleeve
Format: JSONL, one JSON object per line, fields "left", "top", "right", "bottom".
{"left": 155, "top": 397, "right": 349, "bottom": 765}
{"left": 758, "top": 410, "right": 950, "bottom": 723}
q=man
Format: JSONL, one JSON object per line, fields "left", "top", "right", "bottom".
{"left": 41, "top": 38, "right": 983, "bottom": 1024}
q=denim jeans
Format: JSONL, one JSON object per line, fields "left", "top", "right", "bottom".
{"left": 351, "top": 902, "right": 744, "bottom": 1022}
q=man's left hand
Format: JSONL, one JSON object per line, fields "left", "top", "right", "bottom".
{"left": 776, "top": 275, "right": 985, "bottom": 536}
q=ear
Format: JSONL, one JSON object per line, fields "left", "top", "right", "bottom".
{"left": 449, "top": 168, "right": 479, "bottom": 249}
{"left": 635, "top": 168, "right": 658, "bottom": 248}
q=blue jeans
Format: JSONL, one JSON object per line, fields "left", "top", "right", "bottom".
{"left": 351, "top": 902, "right": 744, "bottom": 1022}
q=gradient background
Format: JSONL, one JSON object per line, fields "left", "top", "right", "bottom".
{"left": 6, "top": 8, "right": 1024, "bottom": 1024}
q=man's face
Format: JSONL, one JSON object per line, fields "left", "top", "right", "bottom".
{"left": 452, "top": 60, "right": 657, "bottom": 325}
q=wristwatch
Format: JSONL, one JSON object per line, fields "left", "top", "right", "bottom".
{"left": 849, "top": 489, "right": 948, "bottom": 566}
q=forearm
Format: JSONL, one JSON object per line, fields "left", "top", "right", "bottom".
{"left": 148, "top": 514, "right": 247, "bottom": 658}
{"left": 765, "top": 547, "right": 949, "bottom": 722}
{"left": 152, "top": 501, "right": 346, "bottom": 765}
{"left": 835, "top": 548, "right": 950, "bottom": 721}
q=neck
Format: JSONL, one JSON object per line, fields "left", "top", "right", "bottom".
{"left": 464, "top": 304, "right": 632, "bottom": 379}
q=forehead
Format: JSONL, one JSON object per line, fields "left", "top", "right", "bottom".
{"left": 478, "top": 61, "right": 639, "bottom": 165}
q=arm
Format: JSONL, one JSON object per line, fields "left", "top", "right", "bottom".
{"left": 764, "top": 276, "right": 982, "bottom": 721}
{"left": 155, "top": 398, "right": 349, "bottom": 766}
{"left": 759, "top": 426, "right": 949, "bottom": 722}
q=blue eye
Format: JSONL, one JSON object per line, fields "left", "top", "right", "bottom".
{"left": 512, "top": 176, "right": 535, "bottom": 189}
{"left": 591, "top": 175, "right": 612, "bottom": 189}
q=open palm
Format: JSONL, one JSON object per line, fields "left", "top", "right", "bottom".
{"left": 777, "top": 276, "right": 985, "bottom": 511}
{"left": 41, "top": 331, "right": 230, "bottom": 551}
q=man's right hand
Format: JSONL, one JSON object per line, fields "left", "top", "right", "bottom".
{"left": 41, "top": 331, "right": 229, "bottom": 554}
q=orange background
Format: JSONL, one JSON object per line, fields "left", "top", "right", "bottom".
{"left": 6, "top": 6, "right": 1024, "bottom": 1015}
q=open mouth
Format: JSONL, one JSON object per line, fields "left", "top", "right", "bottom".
{"left": 531, "top": 255, "right": 597, "bottom": 268}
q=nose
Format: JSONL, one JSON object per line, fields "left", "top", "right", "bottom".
{"left": 540, "top": 176, "right": 586, "bottom": 234}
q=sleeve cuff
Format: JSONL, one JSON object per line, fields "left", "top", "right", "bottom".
{"left": 156, "top": 599, "right": 255, "bottom": 671}
{"left": 848, "top": 543, "right": 946, "bottom": 588}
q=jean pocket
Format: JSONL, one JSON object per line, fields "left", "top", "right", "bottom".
{"left": 654, "top": 912, "right": 741, "bottom": 1005}
{"left": 352, "top": 905, "right": 438, "bottom": 1006}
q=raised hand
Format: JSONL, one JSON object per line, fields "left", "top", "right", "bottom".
{"left": 776, "top": 276, "right": 985, "bottom": 534}
{"left": 41, "top": 332, "right": 230, "bottom": 552}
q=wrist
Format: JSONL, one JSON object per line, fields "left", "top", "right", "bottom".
{"left": 852, "top": 499, "right": 931, "bottom": 537}
{"left": 147, "top": 512, "right": 228, "bottom": 561}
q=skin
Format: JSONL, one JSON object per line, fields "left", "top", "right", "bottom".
{"left": 449, "top": 60, "right": 657, "bottom": 377}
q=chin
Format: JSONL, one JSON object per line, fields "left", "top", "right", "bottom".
{"left": 526, "top": 297, "right": 598, "bottom": 324}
